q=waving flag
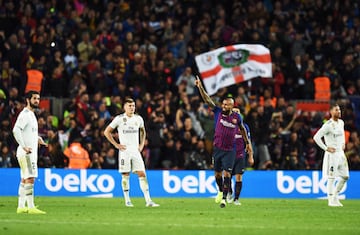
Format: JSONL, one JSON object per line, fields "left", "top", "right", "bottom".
{"left": 195, "top": 44, "right": 272, "bottom": 95}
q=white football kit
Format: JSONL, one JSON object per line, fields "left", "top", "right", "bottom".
{"left": 13, "top": 107, "right": 39, "bottom": 179}
{"left": 109, "top": 113, "right": 146, "bottom": 173}
{"left": 313, "top": 118, "right": 349, "bottom": 179}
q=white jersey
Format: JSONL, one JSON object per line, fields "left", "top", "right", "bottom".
{"left": 13, "top": 107, "right": 38, "bottom": 155}
{"left": 313, "top": 118, "right": 345, "bottom": 152}
{"left": 109, "top": 113, "right": 144, "bottom": 151}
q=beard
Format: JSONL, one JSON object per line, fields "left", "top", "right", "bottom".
{"left": 221, "top": 110, "right": 231, "bottom": 115}
{"left": 30, "top": 102, "right": 39, "bottom": 109}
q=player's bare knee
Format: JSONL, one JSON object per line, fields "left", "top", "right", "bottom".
{"left": 342, "top": 176, "right": 349, "bottom": 181}
{"left": 137, "top": 171, "right": 146, "bottom": 178}
{"left": 25, "top": 178, "right": 35, "bottom": 184}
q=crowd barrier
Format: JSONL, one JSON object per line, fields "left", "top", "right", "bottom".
{"left": 1, "top": 169, "right": 359, "bottom": 199}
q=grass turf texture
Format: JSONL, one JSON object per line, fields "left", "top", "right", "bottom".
{"left": 0, "top": 197, "right": 359, "bottom": 235}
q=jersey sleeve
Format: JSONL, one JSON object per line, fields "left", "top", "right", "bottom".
{"left": 13, "top": 111, "right": 27, "bottom": 130}
{"left": 109, "top": 116, "right": 120, "bottom": 129}
{"left": 213, "top": 106, "right": 221, "bottom": 115}
{"left": 138, "top": 115, "right": 145, "bottom": 128}
{"left": 236, "top": 112, "right": 243, "bottom": 125}
{"left": 12, "top": 111, "right": 27, "bottom": 148}
{"left": 313, "top": 123, "right": 329, "bottom": 151}
{"left": 244, "top": 123, "right": 251, "bottom": 140}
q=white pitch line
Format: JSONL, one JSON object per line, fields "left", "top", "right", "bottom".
{"left": 0, "top": 219, "right": 357, "bottom": 231}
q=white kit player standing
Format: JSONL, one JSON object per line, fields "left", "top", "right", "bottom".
{"left": 104, "top": 98, "right": 159, "bottom": 207}
{"left": 13, "top": 90, "right": 48, "bottom": 214}
{"left": 313, "top": 103, "right": 349, "bottom": 207}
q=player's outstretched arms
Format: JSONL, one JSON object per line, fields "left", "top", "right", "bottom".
{"left": 195, "top": 76, "right": 215, "bottom": 108}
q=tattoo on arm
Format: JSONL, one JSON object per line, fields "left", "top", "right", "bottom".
{"left": 239, "top": 124, "right": 250, "bottom": 144}
{"left": 198, "top": 83, "right": 215, "bottom": 108}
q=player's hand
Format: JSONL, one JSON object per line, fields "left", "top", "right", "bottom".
{"left": 117, "top": 144, "right": 126, "bottom": 151}
{"left": 248, "top": 154, "right": 254, "bottom": 166}
{"left": 23, "top": 147, "right": 32, "bottom": 154}
{"left": 38, "top": 136, "right": 48, "bottom": 147}
{"left": 326, "top": 147, "right": 336, "bottom": 153}
{"left": 245, "top": 143, "right": 253, "bottom": 155}
{"left": 195, "top": 76, "right": 202, "bottom": 87}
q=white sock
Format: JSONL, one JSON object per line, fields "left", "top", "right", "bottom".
{"left": 327, "top": 178, "right": 335, "bottom": 200}
{"left": 139, "top": 177, "right": 151, "bottom": 203}
{"left": 121, "top": 175, "right": 131, "bottom": 203}
{"left": 24, "top": 183, "right": 35, "bottom": 208}
{"left": 18, "top": 182, "right": 26, "bottom": 208}
{"left": 335, "top": 177, "right": 347, "bottom": 195}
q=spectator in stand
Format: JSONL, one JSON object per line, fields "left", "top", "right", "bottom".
{"left": 0, "top": 144, "right": 15, "bottom": 168}
{"left": 246, "top": 104, "right": 272, "bottom": 170}
{"left": 184, "top": 139, "right": 211, "bottom": 170}
{"left": 331, "top": 77, "right": 347, "bottom": 100}
{"left": 303, "top": 136, "right": 321, "bottom": 170}
{"left": 101, "top": 148, "right": 118, "bottom": 169}
{"left": 47, "top": 129, "right": 67, "bottom": 168}
{"left": 281, "top": 131, "right": 304, "bottom": 170}
{"left": 77, "top": 31, "right": 95, "bottom": 65}
{"left": 176, "top": 66, "right": 197, "bottom": 97}
{"left": 146, "top": 111, "right": 166, "bottom": 169}
{"left": 75, "top": 91, "right": 90, "bottom": 128}
{"left": 197, "top": 102, "right": 215, "bottom": 156}
{"left": 97, "top": 101, "right": 111, "bottom": 121}
{"left": 63, "top": 138, "right": 91, "bottom": 169}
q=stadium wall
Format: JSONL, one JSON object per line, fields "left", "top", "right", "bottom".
{"left": 1, "top": 169, "right": 359, "bottom": 199}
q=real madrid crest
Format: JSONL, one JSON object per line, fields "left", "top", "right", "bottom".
{"left": 123, "top": 117, "right": 127, "bottom": 125}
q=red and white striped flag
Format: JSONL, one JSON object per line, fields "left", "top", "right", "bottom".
{"left": 195, "top": 44, "right": 272, "bottom": 95}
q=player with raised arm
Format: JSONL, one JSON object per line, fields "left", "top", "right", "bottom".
{"left": 313, "top": 103, "right": 349, "bottom": 207}
{"left": 104, "top": 98, "right": 159, "bottom": 207}
{"left": 13, "top": 90, "right": 48, "bottom": 214}
{"left": 195, "top": 77, "right": 253, "bottom": 208}
{"left": 227, "top": 107, "right": 254, "bottom": 205}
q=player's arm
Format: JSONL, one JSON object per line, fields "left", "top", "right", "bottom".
{"left": 13, "top": 122, "right": 32, "bottom": 154}
{"left": 195, "top": 76, "right": 216, "bottom": 109}
{"left": 104, "top": 125, "right": 126, "bottom": 150}
{"left": 341, "top": 120, "right": 346, "bottom": 151}
{"left": 244, "top": 126, "right": 254, "bottom": 166}
{"left": 38, "top": 136, "right": 48, "bottom": 147}
{"left": 139, "top": 126, "right": 146, "bottom": 152}
{"left": 313, "top": 124, "right": 335, "bottom": 153}
{"left": 238, "top": 122, "right": 253, "bottom": 157}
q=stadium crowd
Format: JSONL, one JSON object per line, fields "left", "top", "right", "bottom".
{"left": 0, "top": 0, "right": 360, "bottom": 170}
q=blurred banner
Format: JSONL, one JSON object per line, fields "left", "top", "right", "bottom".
{"left": 1, "top": 169, "right": 359, "bottom": 199}
{"left": 195, "top": 44, "right": 272, "bottom": 95}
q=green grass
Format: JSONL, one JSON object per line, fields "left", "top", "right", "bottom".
{"left": 0, "top": 197, "right": 359, "bottom": 235}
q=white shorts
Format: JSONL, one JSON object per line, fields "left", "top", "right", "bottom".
{"left": 118, "top": 149, "right": 146, "bottom": 173}
{"left": 322, "top": 151, "right": 349, "bottom": 179}
{"left": 17, "top": 151, "right": 38, "bottom": 179}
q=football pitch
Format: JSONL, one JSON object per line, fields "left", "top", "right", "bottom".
{"left": 0, "top": 197, "right": 359, "bottom": 235}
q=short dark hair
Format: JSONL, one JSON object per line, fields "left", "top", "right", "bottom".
{"left": 25, "top": 90, "right": 40, "bottom": 101}
{"left": 330, "top": 103, "right": 340, "bottom": 110}
{"left": 124, "top": 97, "right": 135, "bottom": 104}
